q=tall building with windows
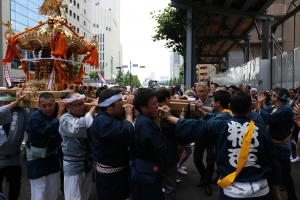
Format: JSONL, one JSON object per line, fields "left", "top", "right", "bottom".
{"left": 65, "top": 0, "right": 92, "bottom": 41}
{"left": 0, "top": 0, "right": 92, "bottom": 86}
{"left": 91, "top": 0, "right": 122, "bottom": 83}
{"left": 170, "top": 52, "right": 183, "bottom": 79}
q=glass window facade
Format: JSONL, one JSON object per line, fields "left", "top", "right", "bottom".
{"left": 10, "top": 0, "right": 48, "bottom": 71}
{"left": 11, "top": 0, "right": 47, "bottom": 34}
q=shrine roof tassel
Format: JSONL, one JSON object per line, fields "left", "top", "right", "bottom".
{"left": 86, "top": 46, "right": 99, "bottom": 68}
{"left": 51, "top": 32, "right": 67, "bottom": 58}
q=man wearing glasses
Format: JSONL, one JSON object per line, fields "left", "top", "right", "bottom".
{"left": 59, "top": 92, "right": 98, "bottom": 200}
{"left": 91, "top": 89, "right": 134, "bottom": 200}
{"left": 26, "top": 92, "right": 66, "bottom": 200}
{"left": 0, "top": 90, "right": 27, "bottom": 200}
{"left": 194, "top": 82, "right": 214, "bottom": 196}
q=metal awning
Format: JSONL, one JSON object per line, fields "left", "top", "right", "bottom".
{"left": 171, "top": 0, "right": 274, "bottom": 63}
{"left": 170, "top": 0, "right": 275, "bottom": 87}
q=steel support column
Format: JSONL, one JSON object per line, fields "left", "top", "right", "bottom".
{"left": 270, "top": 33, "right": 274, "bottom": 87}
{"left": 293, "top": 14, "right": 296, "bottom": 87}
{"left": 261, "top": 19, "right": 269, "bottom": 59}
{"left": 185, "top": 7, "right": 194, "bottom": 88}
{"left": 225, "top": 56, "right": 229, "bottom": 71}
{"left": 244, "top": 36, "right": 250, "bottom": 63}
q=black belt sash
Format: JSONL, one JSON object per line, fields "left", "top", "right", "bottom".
{"left": 0, "top": 150, "right": 21, "bottom": 160}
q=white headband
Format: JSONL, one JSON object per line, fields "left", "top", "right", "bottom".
{"left": 66, "top": 94, "right": 86, "bottom": 103}
{"left": 99, "top": 93, "right": 122, "bottom": 107}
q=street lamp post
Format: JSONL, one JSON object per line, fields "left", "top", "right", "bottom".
{"left": 100, "top": 63, "right": 104, "bottom": 87}
{"left": 130, "top": 61, "right": 132, "bottom": 86}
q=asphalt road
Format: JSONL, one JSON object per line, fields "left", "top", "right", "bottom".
{"left": 3, "top": 149, "right": 300, "bottom": 200}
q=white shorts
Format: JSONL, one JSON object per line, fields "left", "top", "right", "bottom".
{"left": 64, "top": 171, "right": 93, "bottom": 200}
{"left": 30, "top": 172, "right": 59, "bottom": 200}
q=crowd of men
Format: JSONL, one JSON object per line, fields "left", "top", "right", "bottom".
{"left": 0, "top": 82, "right": 299, "bottom": 200}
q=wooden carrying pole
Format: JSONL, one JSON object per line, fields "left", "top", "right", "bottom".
{"left": 0, "top": 90, "right": 195, "bottom": 116}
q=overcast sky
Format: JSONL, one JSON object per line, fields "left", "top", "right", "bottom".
{"left": 120, "top": 0, "right": 172, "bottom": 83}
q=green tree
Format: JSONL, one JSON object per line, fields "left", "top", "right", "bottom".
{"left": 151, "top": 4, "right": 229, "bottom": 63}
{"left": 173, "top": 77, "right": 177, "bottom": 85}
{"left": 131, "top": 75, "right": 142, "bottom": 87}
{"left": 119, "top": 72, "right": 142, "bottom": 87}
{"left": 115, "top": 69, "right": 124, "bottom": 86}
{"left": 89, "top": 71, "right": 99, "bottom": 84}
{"left": 169, "top": 78, "right": 173, "bottom": 86}
{"left": 73, "top": 65, "right": 80, "bottom": 75}
{"left": 72, "top": 55, "right": 82, "bottom": 75}
{"left": 177, "top": 65, "right": 184, "bottom": 84}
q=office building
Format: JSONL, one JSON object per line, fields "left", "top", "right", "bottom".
{"left": 91, "top": 0, "right": 122, "bottom": 83}
{"left": 170, "top": 52, "right": 183, "bottom": 79}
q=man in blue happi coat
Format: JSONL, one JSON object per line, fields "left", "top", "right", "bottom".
{"left": 26, "top": 92, "right": 66, "bottom": 200}
{"left": 130, "top": 88, "right": 168, "bottom": 200}
{"left": 91, "top": 89, "right": 134, "bottom": 200}
{"left": 253, "top": 87, "right": 298, "bottom": 200}
{"left": 160, "top": 91, "right": 282, "bottom": 200}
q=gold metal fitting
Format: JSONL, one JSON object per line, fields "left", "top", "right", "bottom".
{"left": 61, "top": 64, "right": 67, "bottom": 69}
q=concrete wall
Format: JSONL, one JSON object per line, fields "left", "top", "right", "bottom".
{"left": 213, "top": 58, "right": 271, "bottom": 91}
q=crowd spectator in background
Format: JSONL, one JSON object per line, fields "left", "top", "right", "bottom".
{"left": 193, "top": 82, "right": 214, "bottom": 196}
{"left": 250, "top": 88, "right": 258, "bottom": 101}
{"left": 175, "top": 85, "right": 183, "bottom": 96}
{"left": 243, "top": 85, "right": 251, "bottom": 95}
{"left": 228, "top": 85, "right": 238, "bottom": 94}
{"left": 296, "top": 87, "right": 300, "bottom": 96}
{"left": 170, "top": 88, "right": 180, "bottom": 100}
{"left": 289, "top": 89, "right": 297, "bottom": 105}
{"left": 210, "top": 83, "right": 219, "bottom": 95}
{"left": 290, "top": 89, "right": 299, "bottom": 108}
{"left": 238, "top": 84, "right": 244, "bottom": 92}
{"left": 180, "top": 90, "right": 197, "bottom": 101}
{"left": 221, "top": 85, "right": 227, "bottom": 90}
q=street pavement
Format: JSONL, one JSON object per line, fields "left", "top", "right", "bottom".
{"left": 3, "top": 149, "right": 300, "bottom": 200}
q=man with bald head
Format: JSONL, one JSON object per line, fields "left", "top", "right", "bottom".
{"left": 59, "top": 92, "right": 98, "bottom": 200}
